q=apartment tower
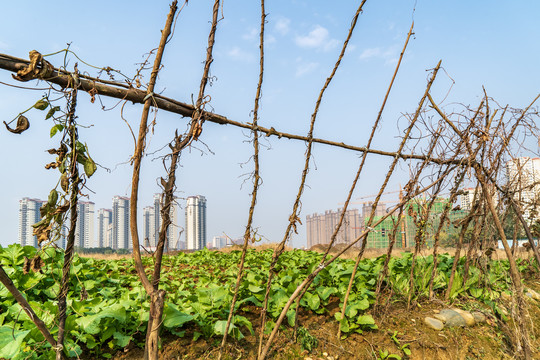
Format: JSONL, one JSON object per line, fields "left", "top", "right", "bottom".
{"left": 185, "top": 195, "right": 207, "bottom": 250}
{"left": 18, "top": 198, "right": 45, "bottom": 248}
{"left": 75, "top": 201, "right": 95, "bottom": 248}
{"left": 97, "top": 208, "right": 113, "bottom": 248}
{"left": 112, "top": 196, "right": 130, "bottom": 249}
{"left": 143, "top": 194, "right": 179, "bottom": 250}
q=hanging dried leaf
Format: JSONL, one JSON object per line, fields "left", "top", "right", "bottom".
{"left": 45, "top": 162, "right": 59, "bottom": 170}
{"left": 39, "top": 203, "right": 50, "bottom": 218}
{"left": 80, "top": 285, "right": 88, "bottom": 301}
{"left": 48, "top": 189, "right": 58, "bottom": 206}
{"left": 3, "top": 116, "right": 30, "bottom": 134}
{"left": 60, "top": 173, "right": 69, "bottom": 192}
{"left": 12, "top": 50, "right": 54, "bottom": 82}
{"left": 53, "top": 202, "right": 70, "bottom": 215}
{"left": 33, "top": 223, "right": 52, "bottom": 245}
{"left": 31, "top": 255, "right": 43, "bottom": 273}
{"left": 23, "top": 256, "right": 31, "bottom": 274}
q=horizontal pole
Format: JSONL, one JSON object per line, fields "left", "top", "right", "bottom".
{"left": 0, "top": 52, "right": 463, "bottom": 165}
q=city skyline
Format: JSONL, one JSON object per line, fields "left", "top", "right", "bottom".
{"left": 17, "top": 194, "right": 185, "bottom": 250}
{"left": 1, "top": 2, "right": 538, "bottom": 250}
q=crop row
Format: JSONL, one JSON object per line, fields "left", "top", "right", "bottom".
{"left": 0, "top": 245, "right": 519, "bottom": 359}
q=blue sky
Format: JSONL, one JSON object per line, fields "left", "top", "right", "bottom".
{"left": 0, "top": 1, "right": 539, "bottom": 248}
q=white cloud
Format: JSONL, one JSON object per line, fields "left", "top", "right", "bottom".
{"left": 275, "top": 17, "right": 291, "bottom": 35}
{"left": 359, "top": 47, "right": 381, "bottom": 60}
{"left": 359, "top": 45, "right": 400, "bottom": 65}
{"left": 295, "top": 62, "right": 319, "bottom": 77}
{"left": 242, "top": 28, "right": 258, "bottom": 41}
{"left": 295, "top": 25, "right": 338, "bottom": 52}
{"left": 227, "top": 47, "right": 254, "bottom": 62}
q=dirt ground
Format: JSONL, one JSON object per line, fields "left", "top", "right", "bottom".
{"left": 83, "top": 246, "right": 539, "bottom": 360}
{"left": 112, "top": 278, "right": 540, "bottom": 360}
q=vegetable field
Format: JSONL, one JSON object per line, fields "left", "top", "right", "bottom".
{"left": 0, "top": 1, "right": 539, "bottom": 359}
{"left": 1, "top": 244, "right": 537, "bottom": 359}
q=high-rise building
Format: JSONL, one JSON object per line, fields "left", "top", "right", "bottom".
{"left": 75, "top": 201, "right": 95, "bottom": 248}
{"left": 143, "top": 194, "right": 180, "bottom": 250}
{"left": 18, "top": 198, "right": 46, "bottom": 248}
{"left": 460, "top": 186, "right": 498, "bottom": 212}
{"left": 361, "top": 202, "right": 387, "bottom": 219}
{"left": 506, "top": 157, "right": 540, "bottom": 220}
{"left": 143, "top": 206, "right": 156, "bottom": 248}
{"left": 460, "top": 187, "right": 477, "bottom": 211}
{"left": 306, "top": 208, "right": 363, "bottom": 249}
{"left": 97, "top": 208, "right": 112, "bottom": 248}
{"left": 186, "top": 195, "right": 207, "bottom": 250}
{"left": 112, "top": 196, "right": 130, "bottom": 250}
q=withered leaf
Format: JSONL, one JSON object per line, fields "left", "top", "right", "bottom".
{"left": 31, "top": 255, "right": 43, "bottom": 273}
{"left": 23, "top": 256, "right": 31, "bottom": 274}
{"left": 34, "top": 224, "right": 52, "bottom": 245}
{"left": 4, "top": 116, "right": 30, "bottom": 134}
{"left": 80, "top": 285, "right": 88, "bottom": 301}
{"left": 61, "top": 174, "right": 69, "bottom": 192}
{"left": 45, "top": 162, "right": 59, "bottom": 170}
{"left": 53, "top": 203, "right": 70, "bottom": 215}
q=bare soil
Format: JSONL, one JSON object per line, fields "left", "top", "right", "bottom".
{"left": 111, "top": 278, "right": 540, "bottom": 360}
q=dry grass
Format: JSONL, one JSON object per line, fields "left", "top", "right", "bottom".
{"left": 79, "top": 253, "right": 132, "bottom": 260}
{"left": 308, "top": 243, "right": 536, "bottom": 260}
{"left": 217, "top": 242, "right": 293, "bottom": 253}
{"left": 78, "top": 242, "right": 535, "bottom": 262}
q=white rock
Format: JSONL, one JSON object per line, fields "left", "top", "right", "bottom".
{"left": 424, "top": 317, "right": 444, "bottom": 331}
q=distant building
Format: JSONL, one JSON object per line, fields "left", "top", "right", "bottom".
{"left": 186, "top": 195, "right": 207, "bottom": 250}
{"left": 460, "top": 187, "right": 477, "bottom": 211}
{"left": 212, "top": 236, "right": 228, "bottom": 249}
{"left": 97, "top": 208, "right": 112, "bottom": 248}
{"left": 143, "top": 194, "right": 180, "bottom": 250}
{"left": 75, "top": 202, "right": 94, "bottom": 248}
{"left": 143, "top": 206, "right": 156, "bottom": 248}
{"left": 366, "top": 197, "right": 466, "bottom": 249}
{"left": 112, "top": 196, "right": 130, "bottom": 250}
{"left": 506, "top": 157, "right": 540, "bottom": 221}
{"left": 361, "top": 202, "right": 387, "bottom": 219}
{"left": 306, "top": 208, "right": 363, "bottom": 249}
{"left": 18, "top": 198, "right": 46, "bottom": 248}
{"left": 460, "top": 186, "right": 498, "bottom": 212}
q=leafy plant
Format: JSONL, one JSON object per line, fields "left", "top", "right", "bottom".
{"left": 297, "top": 327, "right": 318, "bottom": 352}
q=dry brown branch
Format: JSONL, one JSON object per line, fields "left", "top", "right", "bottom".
{"left": 429, "top": 91, "right": 534, "bottom": 359}
{"left": 338, "top": 60, "right": 442, "bottom": 338}
{"left": 427, "top": 168, "right": 467, "bottom": 298}
{"left": 55, "top": 77, "right": 80, "bottom": 360}
{"left": 258, "top": 3, "right": 367, "bottom": 357}
{"left": 257, "top": 163, "right": 457, "bottom": 360}
{"left": 130, "top": 0, "right": 177, "bottom": 295}
{"left": 126, "top": 3, "right": 178, "bottom": 359}
{"left": 219, "top": 0, "right": 265, "bottom": 355}
{"left": 293, "top": 18, "right": 415, "bottom": 341}
{"left": 0, "top": 265, "right": 59, "bottom": 351}
{"left": 0, "top": 52, "right": 467, "bottom": 166}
